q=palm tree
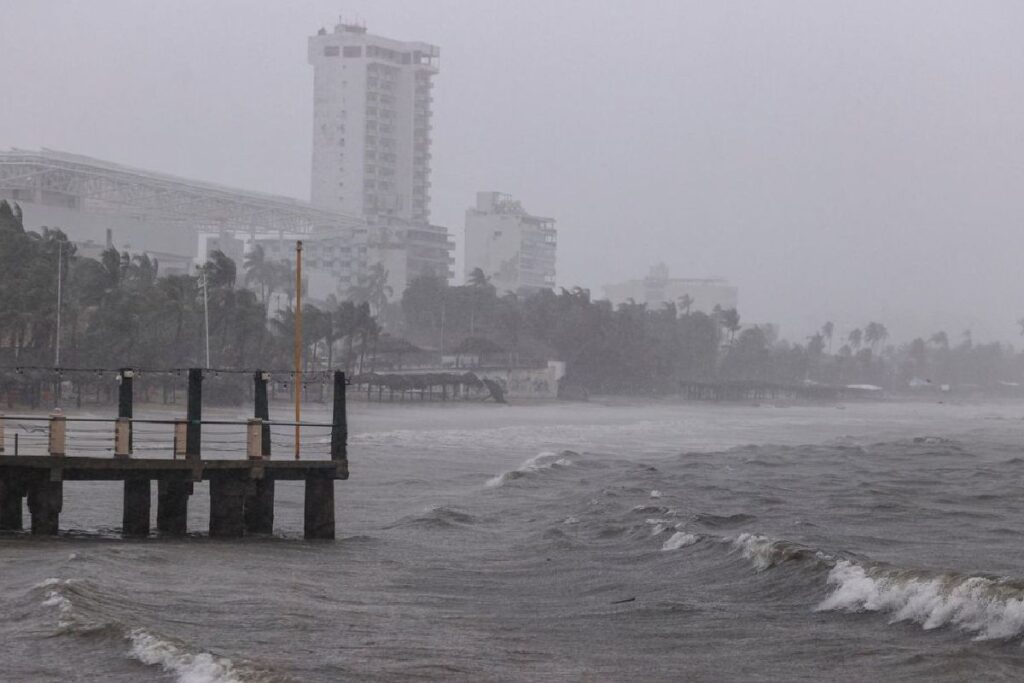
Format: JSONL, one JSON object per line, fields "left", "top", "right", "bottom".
{"left": 821, "top": 321, "right": 834, "bottom": 353}
{"left": 365, "top": 262, "right": 393, "bottom": 316}
{"left": 467, "top": 267, "right": 493, "bottom": 335}
{"left": 847, "top": 328, "right": 863, "bottom": 351}
{"left": 864, "top": 322, "right": 888, "bottom": 351}
{"left": 244, "top": 244, "right": 277, "bottom": 308}
{"left": 202, "top": 250, "right": 237, "bottom": 289}
{"left": 677, "top": 294, "right": 694, "bottom": 316}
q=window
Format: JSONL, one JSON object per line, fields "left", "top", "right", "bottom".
{"left": 342, "top": 46, "right": 362, "bottom": 58}
{"left": 323, "top": 46, "right": 340, "bottom": 57}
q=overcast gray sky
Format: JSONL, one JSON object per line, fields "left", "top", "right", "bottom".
{"left": 2, "top": 1, "right": 1023, "bottom": 343}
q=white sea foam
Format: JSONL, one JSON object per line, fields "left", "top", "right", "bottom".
{"left": 37, "top": 578, "right": 76, "bottom": 629}
{"left": 662, "top": 532, "right": 699, "bottom": 550}
{"left": 730, "top": 533, "right": 780, "bottom": 571}
{"left": 816, "top": 560, "right": 1024, "bottom": 641}
{"left": 485, "top": 451, "right": 572, "bottom": 488}
{"left": 128, "top": 629, "right": 243, "bottom": 683}
{"left": 650, "top": 490, "right": 662, "bottom": 499}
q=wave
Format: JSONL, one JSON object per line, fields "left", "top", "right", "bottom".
{"left": 662, "top": 531, "right": 700, "bottom": 551}
{"left": 386, "top": 505, "right": 478, "bottom": 530}
{"left": 35, "top": 577, "right": 264, "bottom": 683}
{"left": 682, "top": 533, "right": 1024, "bottom": 643}
{"left": 129, "top": 628, "right": 244, "bottom": 683}
{"left": 817, "top": 561, "right": 1024, "bottom": 641}
{"left": 485, "top": 451, "right": 576, "bottom": 488}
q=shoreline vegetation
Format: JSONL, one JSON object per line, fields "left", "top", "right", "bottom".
{"left": 4, "top": 199, "right": 1024, "bottom": 410}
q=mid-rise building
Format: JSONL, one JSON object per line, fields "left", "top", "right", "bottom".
{"left": 603, "top": 264, "right": 738, "bottom": 314}
{"left": 464, "top": 191, "right": 556, "bottom": 294}
{"left": 308, "top": 21, "right": 452, "bottom": 294}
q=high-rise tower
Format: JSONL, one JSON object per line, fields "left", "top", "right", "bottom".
{"left": 308, "top": 21, "right": 451, "bottom": 293}
{"left": 308, "top": 21, "right": 439, "bottom": 224}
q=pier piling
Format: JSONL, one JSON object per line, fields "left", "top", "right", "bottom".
{"left": 123, "top": 479, "right": 151, "bottom": 537}
{"left": 157, "top": 480, "right": 191, "bottom": 535}
{"left": 27, "top": 480, "right": 62, "bottom": 535}
{"left": 304, "top": 476, "right": 335, "bottom": 540}
{"left": 209, "top": 475, "right": 246, "bottom": 538}
{"left": 0, "top": 478, "right": 24, "bottom": 530}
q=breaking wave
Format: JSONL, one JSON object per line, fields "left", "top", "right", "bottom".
{"left": 688, "top": 533, "right": 1024, "bottom": 643}
{"left": 35, "top": 577, "right": 261, "bottom": 683}
{"left": 485, "top": 451, "right": 577, "bottom": 488}
{"left": 817, "top": 560, "right": 1024, "bottom": 641}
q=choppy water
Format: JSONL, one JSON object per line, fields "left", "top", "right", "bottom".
{"left": 5, "top": 399, "right": 1024, "bottom": 681}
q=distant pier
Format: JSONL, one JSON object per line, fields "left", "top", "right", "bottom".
{"left": 0, "top": 369, "right": 348, "bottom": 539}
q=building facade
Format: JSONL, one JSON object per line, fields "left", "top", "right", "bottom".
{"left": 308, "top": 22, "right": 452, "bottom": 293}
{"left": 464, "top": 191, "right": 556, "bottom": 294}
{"left": 603, "top": 264, "right": 738, "bottom": 313}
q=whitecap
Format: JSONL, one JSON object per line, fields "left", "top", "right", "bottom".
{"left": 816, "top": 561, "right": 1024, "bottom": 641}
{"left": 662, "top": 532, "right": 699, "bottom": 551}
{"left": 485, "top": 451, "right": 572, "bottom": 488}
{"left": 128, "top": 629, "right": 243, "bottom": 683}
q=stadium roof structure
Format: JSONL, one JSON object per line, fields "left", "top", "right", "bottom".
{"left": 0, "top": 148, "right": 364, "bottom": 235}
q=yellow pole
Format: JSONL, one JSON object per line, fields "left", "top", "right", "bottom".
{"left": 294, "top": 240, "right": 302, "bottom": 460}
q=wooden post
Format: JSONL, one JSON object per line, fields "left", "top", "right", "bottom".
{"left": 0, "top": 478, "right": 24, "bottom": 530}
{"left": 48, "top": 413, "right": 66, "bottom": 456}
{"left": 245, "top": 371, "right": 274, "bottom": 535}
{"left": 254, "top": 371, "right": 271, "bottom": 458}
{"left": 118, "top": 368, "right": 133, "bottom": 452}
{"left": 27, "top": 480, "right": 62, "bottom": 535}
{"left": 209, "top": 475, "right": 246, "bottom": 538}
{"left": 303, "top": 476, "right": 335, "bottom": 539}
{"left": 331, "top": 371, "right": 347, "bottom": 462}
{"left": 123, "top": 479, "right": 150, "bottom": 537}
{"left": 114, "top": 418, "right": 131, "bottom": 458}
{"left": 186, "top": 368, "right": 202, "bottom": 459}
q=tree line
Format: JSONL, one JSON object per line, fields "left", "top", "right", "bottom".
{"left": 3, "top": 199, "right": 1023, "bottom": 403}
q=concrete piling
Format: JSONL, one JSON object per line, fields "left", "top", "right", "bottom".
{"left": 209, "top": 475, "right": 246, "bottom": 538}
{"left": 304, "top": 477, "right": 335, "bottom": 539}
{"left": 27, "top": 480, "right": 62, "bottom": 535}
{"left": 0, "top": 478, "right": 24, "bottom": 531}
{"left": 123, "top": 478, "right": 151, "bottom": 537}
{"left": 157, "top": 480, "right": 191, "bottom": 535}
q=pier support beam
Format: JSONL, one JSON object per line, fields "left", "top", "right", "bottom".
{"left": 209, "top": 476, "right": 246, "bottom": 538}
{"left": 244, "top": 478, "right": 274, "bottom": 534}
{"left": 123, "top": 479, "right": 150, "bottom": 537}
{"left": 157, "top": 480, "right": 191, "bottom": 536}
{"left": 27, "top": 480, "right": 62, "bottom": 536}
{"left": 0, "top": 479, "right": 25, "bottom": 531}
{"left": 304, "top": 477, "right": 335, "bottom": 540}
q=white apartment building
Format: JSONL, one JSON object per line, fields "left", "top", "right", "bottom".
{"left": 308, "top": 22, "right": 452, "bottom": 294}
{"left": 603, "top": 264, "right": 738, "bottom": 313}
{"left": 464, "top": 192, "right": 556, "bottom": 294}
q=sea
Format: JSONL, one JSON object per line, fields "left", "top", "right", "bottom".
{"left": 4, "top": 397, "right": 1024, "bottom": 681}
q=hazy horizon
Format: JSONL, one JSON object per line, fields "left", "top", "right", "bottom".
{"left": 2, "top": 0, "right": 1023, "bottom": 345}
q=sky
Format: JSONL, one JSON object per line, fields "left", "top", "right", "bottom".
{"left": 2, "top": 0, "right": 1023, "bottom": 344}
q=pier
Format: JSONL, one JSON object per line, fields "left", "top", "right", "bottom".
{"left": 0, "top": 369, "right": 348, "bottom": 539}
